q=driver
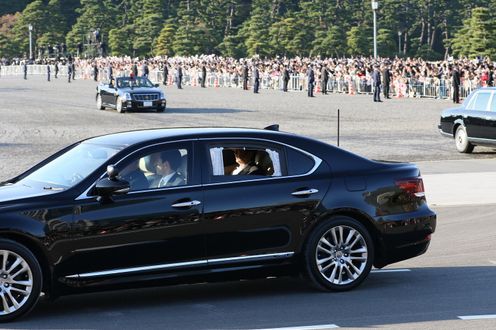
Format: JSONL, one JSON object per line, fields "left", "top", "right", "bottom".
{"left": 119, "top": 159, "right": 149, "bottom": 191}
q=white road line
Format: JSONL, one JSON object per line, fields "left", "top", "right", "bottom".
{"left": 371, "top": 268, "right": 411, "bottom": 273}
{"left": 254, "top": 324, "right": 339, "bottom": 330}
{"left": 458, "top": 314, "right": 496, "bottom": 320}
{"left": 489, "top": 260, "right": 496, "bottom": 265}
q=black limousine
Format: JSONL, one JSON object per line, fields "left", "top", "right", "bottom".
{"left": 96, "top": 76, "right": 166, "bottom": 113}
{"left": 0, "top": 126, "right": 436, "bottom": 321}
{"left": 439, "top": 87, "right": 496, "bottom": 152}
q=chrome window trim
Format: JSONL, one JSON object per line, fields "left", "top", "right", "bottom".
{"left": 65, "top": 252, "right": 295, "bottom": 279}
{"left": 76, "top": 136, "right": 324, "bottom": 200}
{"left": 201, "top": 137, "right": 322, "bottom": 187}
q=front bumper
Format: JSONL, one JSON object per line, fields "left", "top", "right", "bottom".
{"left": 438, "top": 124, "right": 452, "bottom": 138}
{"left": 122, "top": 99, "right": 166, "bottom": 111}
{"left": 373, "top": 208, "right": 436, "bottom": 268}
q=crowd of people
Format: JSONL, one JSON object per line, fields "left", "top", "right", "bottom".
{"left": 2, "top": 55, "right": 495, "bottom": 102}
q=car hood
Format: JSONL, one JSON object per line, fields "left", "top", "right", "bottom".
{"left": 0, "top": 182, "right": 60, "bottom": 204}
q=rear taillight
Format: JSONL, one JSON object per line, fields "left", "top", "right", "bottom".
{"left": 395, "top": 177, "right": 425, "bottom": 198}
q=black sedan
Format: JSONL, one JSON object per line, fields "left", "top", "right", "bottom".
{"left": 439, "top": 87, "right": 496, "bottom": 152}
{"left": 0, "top": 126, "right": 436, "bottom": 321}
{"left": 96, "top": 76, "right": 166, "bottom": 113}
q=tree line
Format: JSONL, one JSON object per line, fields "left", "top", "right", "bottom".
{"left": 1, "top": 0, "right": 496, "bottom": 60}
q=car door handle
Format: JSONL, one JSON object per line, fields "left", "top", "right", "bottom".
{"left": 171, "top": 200, "right": 202, "bottom": 208}
{"left": 291, "top": 188, "right": 319, "bottom": 197}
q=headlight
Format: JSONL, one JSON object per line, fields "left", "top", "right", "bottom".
{"left": 160, "top": 91, "right": 165, "bottom": 99}
{"left": 124, "top": 92, "right": 131, "bottom": 100}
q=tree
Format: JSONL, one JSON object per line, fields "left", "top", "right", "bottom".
{"left": 239, "top": 0, "right": 273, "bottom": 57}
{"left": 172, "top": 0, "right": 207, "bottom": 56}
{"left": 467, "top": 7, "right": 496, "bottom": 58}
{"left": 11, "top": 0, "right": 51, "bottom": 58}
{"left": 108, "top": 25, "right": 135, "bottom": 56}
{"left": 133, "top": 0, "right": 165, "bottom": 56}
{"left": 376, "top": 28, "right": 396, "bottom": 57}
{"left": 66, "top": 0, "right": 117, "bottom": 53}
{"left": 0, "top": 13, "right": 20, "bottom": 58}
{"left": 452, "top": 7, "right": 496, "bottom": 58}
{"left": 37, "top": 0, "right": 67, "bottom": 48}
{"left": 312, "top": 26, "right": 346, "bottom": 57}
{"left": 154, "top": 20, "right": 176, "bottom": 56}
{"left": 347, "top": 25, "right": 371, "bottom": 56}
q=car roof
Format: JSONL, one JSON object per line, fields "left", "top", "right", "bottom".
{"left": 83, "top": 127, "right": 295, "bottom": 147}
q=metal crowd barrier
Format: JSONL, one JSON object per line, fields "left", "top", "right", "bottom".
{"left": 1, "top": 65, "right": 482, "bottom": 100}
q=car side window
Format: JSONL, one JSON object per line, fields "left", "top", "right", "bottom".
{"left": 490, "top": 94, "right": 496, "bottom": 112}
{"left": 118, "top": 146, "right": 189, "bottom": 191}
{"left": 286, "top": 148, "right": 315, "bottom": 175}
{"left": 470, "top": 92, "right": 491, "bottom": 111}
{"left": 208, "top": 144, "right": 284, "bottom": 182}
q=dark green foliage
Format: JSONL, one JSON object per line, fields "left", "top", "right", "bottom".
{"left": 133, "top": 0, "right": 165, "bottom": 56}
{"left": 66, "top": 0, "right": 117, "bottom": 52}
{"left": 108, "top": 25, "right": 135, "bottom": 56}
{"left": 452, "top": 7, "right": 496, "bottom": 58}
{"left": 154, "top": 20, "right": 176, "bottom": 56}
{"left": 4, "top": 0, "right": 496, "bottom": 59}
{"left": 0, "top": 0, "right": 31, "bottom": 16}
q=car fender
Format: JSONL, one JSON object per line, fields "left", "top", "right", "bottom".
{"left": 453, "top": 118, "right": 465, "bottom": 136}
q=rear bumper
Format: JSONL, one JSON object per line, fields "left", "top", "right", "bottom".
{"left": 373, "top": 208, "right": 436, "bottom": 268}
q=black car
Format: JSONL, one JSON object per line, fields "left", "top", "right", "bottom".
{"left": 96, "top": 77, "right": 166, "bottom": 113}
{"left": 439, "top": 87, "right": 496, "bottom": 152}
{"left": 0, "top": 126, "right": 436, "bottom": 321}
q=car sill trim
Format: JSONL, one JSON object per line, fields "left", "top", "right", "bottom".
{"left": 65, "top": 252, "right": 295, "bottom": 279}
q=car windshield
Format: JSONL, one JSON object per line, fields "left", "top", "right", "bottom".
{"left": 18, "top": 142, "right": 123, "bottom": 189}
{"left": 117, "top": 77, "right": 154, "bottom": 88}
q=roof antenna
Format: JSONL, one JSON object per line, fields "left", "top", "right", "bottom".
{"left": 264, "top": 124, "right": 279, "bottom": 131}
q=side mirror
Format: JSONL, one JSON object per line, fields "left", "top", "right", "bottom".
{"left": 107, "top": 165, "right": 119, "bottom": 179}
{"left": 154, "top": 83, "right": 159, "bottom": 87}
{"left": 94, "top": 166, "right": 130, "bottom": 201}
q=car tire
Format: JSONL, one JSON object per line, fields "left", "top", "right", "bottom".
{"left": 303, "top": 216, "right": 374, "bottom": 291}
{"left": 455, "top": 125, "right": 474, "bottom": 153}
{"left": 156, "top": 106, "right": 165, "bottom": 113}
{"left": 96, "top": 94, "right": 105, "bottom": 110}
{"left": 0, "top": 239, "right": 43, "bottom": 322}
{"left": 116, "top": 97, "right": 125, "bottom": 113}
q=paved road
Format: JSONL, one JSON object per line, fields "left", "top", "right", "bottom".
{"left": 6, "top": 204, "right": 495, "bottom": 329}
{"left": 1, "top": 75, "right": 495, "bottom": 329}
{"left": 1, "top": 75, "right": 495, "bottom": 181}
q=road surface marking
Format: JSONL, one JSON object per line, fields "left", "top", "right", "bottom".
{"left": 371, "top": 269, "right": 411, "bottom": 273}
{"left": 458, "top": 314, "right": 496, "bottom": 320}
{"left": 255, "top": 324, "right": 339, "bottom": 330}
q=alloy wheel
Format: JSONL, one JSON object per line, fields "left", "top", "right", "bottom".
{"left": 315, "top": 225, "right": 368, "bottom": 285}
{"left": 0, "top": 250, "right": 33, "bottom": 316}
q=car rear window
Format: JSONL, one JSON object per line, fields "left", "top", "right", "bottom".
{"left": 286, "top": 148, "right": 315, "bottom": 175}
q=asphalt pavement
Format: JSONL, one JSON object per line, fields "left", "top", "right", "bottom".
{"left": 0, "top": 75, "right": 495, "bottom": 329}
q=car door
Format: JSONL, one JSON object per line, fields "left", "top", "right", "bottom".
{"left": 464, "top": 90, "right": 492, "bottom": 139}
{"left": 57, "top": 141, "right": 206, "bottom": 278}
{"left": 200, "top": 138, "right": 331, "bottom": 267}
{"left": 103, "top": 84, "right": 119, "bottom": 106}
